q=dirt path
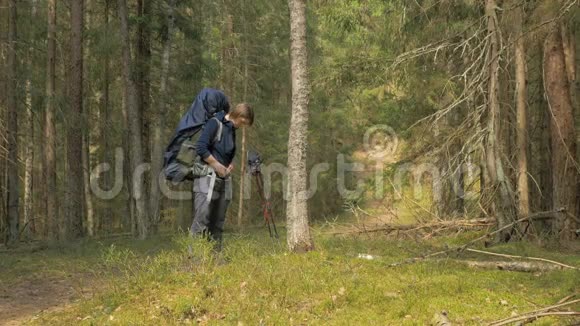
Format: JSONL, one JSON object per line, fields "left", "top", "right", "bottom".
{"left": 0, "top": 273, "right": 98, "bottom": 325}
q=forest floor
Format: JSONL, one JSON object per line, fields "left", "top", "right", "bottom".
{"left": 0, "top": 226, "right": 579, "bottom": 325}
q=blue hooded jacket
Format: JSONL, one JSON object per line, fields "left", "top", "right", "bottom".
{"left": 163, "top": 88, "right": 230, "bottom": 180}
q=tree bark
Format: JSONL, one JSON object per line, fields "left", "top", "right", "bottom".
{"left": 484, "top": 0, "right": 517, "bottom": 242}
{"left": 0, "top": 0, "right": 7, "bottom": 238}
{"left": 6, "top": 0, "right": 19, "bottom": 244}
{"left": 118, "top": 2, "right": 134, "bottom": 235}
{"left": 66, "top": 0, "right": 85, "bottom": 239}
{"left": 238, "top": 30, "right": 250, "bottom": 228}
{"left": 100, "top": 0, "right": 112, "bottom": 233}
{"left": 543, "top": 27, "right": 578, "bottom": 242}
{"left": 150, "top": 0, "right": 175, "bottom": 233}
{"left": 83, "top": 133, "right": 94, "bottom": 236}
{"left": 514, "top": 5, "right": 530, "bottom": 218}
{"left": 286, "top": 0, "right": 314, "bottom": 252}
{"left": 44, "top": 0, "right": 58, "bottom": 240}
{"left": 237, "top": 0, "right": 250, "bottom": 228}
{"left": 136, "top": 0, "right": 151, "bottom": 222}
{"left": 561, "top": 24, "right": 576, "bottom": 93}
{"left": 23, "top": 78, "right": 34, "bottom": 240}
{"left": 83, "top": 4, "right": 94, "bottom": 237}
{"left": 237, "top": 127, "right": 247, "bottom": 227}
{"left": 118, "top": 0, "right": 149, "bottom": 239}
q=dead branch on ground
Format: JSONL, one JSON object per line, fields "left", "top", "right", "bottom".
{"left": 488, "top": 298, "right": 580, "bottom": 326}
{"left": 387, "top": 210, "right": 572, "bottom": 268}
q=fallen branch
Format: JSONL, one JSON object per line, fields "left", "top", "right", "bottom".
{"left": 488, "top": 298, "right": 580, "bottom": 326}
{"left": 387, "top": 210, "right": 563, "bottom": 268}
{"left": 465, "top": 248, "right": 578, "bottom": 270}
{"left": 330, "top": 218, "right": 494, "bottom": 236}
{"left": 458, "top": 260, "right": 565, "bottom": 273}
{"left": 491, "top": 311, "right": 580, "bottom": 326}
{"left": 557, "top": 293, "right": 578, "bottom": 304}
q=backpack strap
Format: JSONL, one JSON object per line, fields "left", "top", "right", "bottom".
{"left": 211, "top": 117, "right": 223, "bottom": 144}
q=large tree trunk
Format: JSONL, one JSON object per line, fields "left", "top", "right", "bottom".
{"left": 6, "top": 0, "right": 19, "bottom": 244}
{"left": 66, "top": 0, "right": 85, "bottom": 239}
{"left": 543, "top": 27, "right": 578, "bottom": 242}
{"left": 514, "top": 5, "right": 530, "bottom": 218}
{"left": 118, "top": 0, "right": 149, "bottom": 239}
{"left": 44, "top": 0, "right": 58, "bottom": 240}
{"left": 286, "top": 0, "right": 314, "bottom": 252}
{"left": 150, "top": 0, "right": 175, "bottom": 233}
{"left": 484, "top": 0, "right": 517, "bottom": 242}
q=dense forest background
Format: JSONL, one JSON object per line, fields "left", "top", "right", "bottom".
{"left": 0, "top": 0, "right": 579, "bottom": 245}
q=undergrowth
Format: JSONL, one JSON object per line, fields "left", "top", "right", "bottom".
{"left": 10, "top": 228, "right": 577, "bottom": 325}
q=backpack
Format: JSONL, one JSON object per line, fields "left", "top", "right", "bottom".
{"left": 163, "top": 88, "right": 230, "bottom": 182}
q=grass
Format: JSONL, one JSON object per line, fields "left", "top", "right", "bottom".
{"left": 3, "top": 226, "right": 578, "bottom": 325}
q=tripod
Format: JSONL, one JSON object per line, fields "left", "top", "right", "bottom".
{"left": 248, "top": 151, "right": 279, "bottom": 239}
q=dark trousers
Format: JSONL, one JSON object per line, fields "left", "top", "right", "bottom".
{"left": 190, "top": 175, "right": 231, "bottom": 249}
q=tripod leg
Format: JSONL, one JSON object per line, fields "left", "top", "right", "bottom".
{"left": 257, "top": 173, "right": 279, "bottom": 239}
{"left": 253, "top": 173, "right": 274, "bottom": 237}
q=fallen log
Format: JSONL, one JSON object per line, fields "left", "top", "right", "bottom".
{"left": 459, "top": 260, "right": 565, "bottom": 273}
{"left": 465, "top": 248, "right": 578, "bottom": 270}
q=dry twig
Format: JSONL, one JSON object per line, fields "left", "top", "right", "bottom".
{"left": 488, "top": 299, "right": 580, "bottom": 326}
{"left": 387, "top": 210, "right": 564, "bottom": 268}
{"left": 465, "top": 248, "right": 578, "bottom": 270}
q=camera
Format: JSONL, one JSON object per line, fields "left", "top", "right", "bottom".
{"left": 247, "top": 150, "right": 262, "bottom": 175}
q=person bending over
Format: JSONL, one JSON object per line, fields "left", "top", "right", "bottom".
{"left": 190, "top": 103, "right": 254, "bottom": 251}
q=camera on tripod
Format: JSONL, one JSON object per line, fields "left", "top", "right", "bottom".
{"left": 245, "top": 150, "right": 279, "bottom": 239}
{"left": 247, "top": 150, "right": 262, "bottom": 175}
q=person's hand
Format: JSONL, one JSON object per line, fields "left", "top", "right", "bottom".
{"left": 212, "top": 163, "right": 229, "bottom": 178}
{"left": 226, "top": 164, "right": 234, "bottom": 175}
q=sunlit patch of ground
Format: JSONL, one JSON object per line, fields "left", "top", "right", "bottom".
{"left": 2, "top": 231, "right": 577, "bottom": 325}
